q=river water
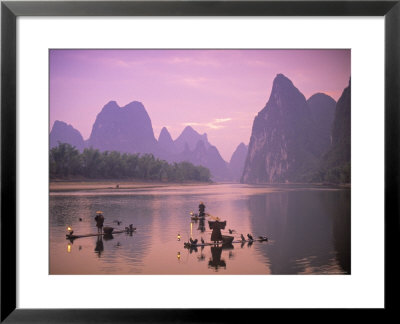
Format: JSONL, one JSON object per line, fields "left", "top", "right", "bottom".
{"left": 49, "top": 183, "right": 350, "bottom": 275}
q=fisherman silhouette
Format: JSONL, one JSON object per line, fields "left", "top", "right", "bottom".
{"left": 208, "top": 220, "right": 226, "bottom": 243}
{"left": 198, "top": 202, "right": 206, "bottom": 217}
{"left": 95, "top": 211, "right": 105, "bottom": 233}
{"left": 198, "top": 218, "right": 206, "bottom": 232}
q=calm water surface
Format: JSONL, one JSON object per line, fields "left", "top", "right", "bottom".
{"left": 49, "top": 183, "right": 350, "bottom": 275}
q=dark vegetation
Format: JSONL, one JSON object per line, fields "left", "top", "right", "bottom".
{"left": 299, "top": 162, "right": 351, "bottom": 184}
{"left": 50, "top": 142, "right": 211, "bottom": 182}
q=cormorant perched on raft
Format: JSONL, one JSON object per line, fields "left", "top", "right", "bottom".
{"left": 247, "top": 234, "right": 254, "bottom": 241}
{"left": 201, "top": 237, "right": 205, "bottom": 244}
{"left": 240, "top": 234, "right": 246, "bottom": 242}
{"left": 190, "top": 238, "right": 198, "bottom": 245}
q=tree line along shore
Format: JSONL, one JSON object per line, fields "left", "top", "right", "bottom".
{"left": 50, "top": 143, "right": 212, "bottom": 182}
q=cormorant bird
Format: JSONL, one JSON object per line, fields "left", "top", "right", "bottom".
{"left": 228, "top": 229, "right": 236, "bottom": 234}
{"left": 190, "top": 238, "right": 198, "bottom": 245}
{"left": 258, "top": 236, "right": 268, "bottom": 241}
{"left": 247, "top": 234, "right": 254, "bottom": 241}
{"left": 240, "top": 234, "right": 246, "bottom": 241}
{"left": 201, "top": 237, "right": 205, "bottom": 244}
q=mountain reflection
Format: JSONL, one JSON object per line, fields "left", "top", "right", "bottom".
{"left": 247, "top": 189, "right": 350, "bottom": 274}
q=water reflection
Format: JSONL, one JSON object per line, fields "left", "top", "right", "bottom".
{"left": 50, "top": 184, "right": 350, "bottom": 274}
{"left": 103, "top": 234, "right": 114, "bottom": 241}
{"left": 207, "top": 244, "right": 235, "bottom": 271}
{"left": 208, "top": 246, "right": 226, "bottom": 271}
{"left": 197, "top": 247, "right": 206, "bottom": 261}
{"left": 94, "top": 236, "right": 104, "bottom": 257}
{"left": 247, "top": 190, "right": 350, "bottom": 274}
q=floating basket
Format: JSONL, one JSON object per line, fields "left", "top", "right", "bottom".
{"left": 221, "top": 235, "right": 234, "bottom": 244}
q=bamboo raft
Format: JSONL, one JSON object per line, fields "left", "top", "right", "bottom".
{"left": 66, "top": 228, "right": 136, "bottom": 240}
{"left": 184, "top": 237, "right": 268, "bottom": 248}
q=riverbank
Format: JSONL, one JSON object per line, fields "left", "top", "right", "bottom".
{"left": 49, "top": 179, "right": 213, "bottom": 191}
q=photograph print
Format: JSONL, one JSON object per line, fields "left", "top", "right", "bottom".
{"left": 49, "top": 49, "right": 350, "bottom": 275}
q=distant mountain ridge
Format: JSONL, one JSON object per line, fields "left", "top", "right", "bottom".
{"left": 242, "top": 74, "right": 319, "bottom": 183}
{"left": 241, "top": 73, "right": 346, "bottom": 184}
{"left": 87, "top": 100, "right": 157, "bottom": 154}
{"left": 158, "top": 126, "right": 230, "bottom": 181}
{"left": 307, "top": 93, "right": 337, "bottom": 157}
{"left": 50, "top": 101, "right": 231, "bottom": 181}
{"left": 50, "top": 120, "right": 85, "bottom": 151}
{"left": 50, "top": 75, "right": 348, "bottom": 183}
{"left": 174, "top": 126, "right": 210, "bottom": 152}
{"left": 158, "top": 127, "right": 175, "bottom": 153}
{"left": 318, "top": 79, "right": 351, "bottom": 183}
{"left": 177, "top": 140, "right": 231, "bottom": 181}
{"left": 229, "top": 143, "right": 248, "bottom": 182}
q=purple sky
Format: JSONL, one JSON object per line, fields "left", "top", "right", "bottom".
{"left": 50, "top": 49, "right": 350, "bottom": 161}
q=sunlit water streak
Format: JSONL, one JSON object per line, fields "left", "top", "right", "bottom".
{"left": 50, "top": 183, "right": 350, "bottom": 275}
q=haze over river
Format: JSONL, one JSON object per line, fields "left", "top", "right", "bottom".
{"left": 49, "top": 183, "right": 350, "bottom": 275}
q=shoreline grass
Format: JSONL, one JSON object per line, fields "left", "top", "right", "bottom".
{"left": 49, "top": 179, "right": 214, "bottom": 191}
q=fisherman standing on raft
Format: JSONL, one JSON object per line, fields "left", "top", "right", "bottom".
{"left": 199, "top": 201, "right": 206, "bottom": 217}
{"left": 95, "top": 211, "right": 105, "bottom": 233}
{"left": 209, "top": 219, "right": 226, "bottom": 244}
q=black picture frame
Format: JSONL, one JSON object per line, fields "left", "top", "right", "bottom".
{"left": 1, "top": 0, "right": 398, "bottom": 322}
